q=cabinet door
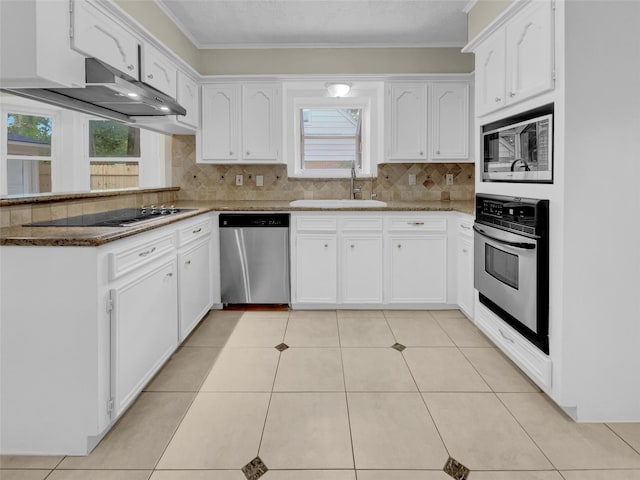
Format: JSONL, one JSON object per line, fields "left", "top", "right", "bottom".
{"left": 71, "top": 0, "right": 139, "bottom": 79}
{"left": 294, "top": 234, "right": 337, "bottom": 303}
{"left": 387, "top": 235, "right": 447, "bottom": 303}
{"left": 201, "top": 85, "right": 240, "bottom": 161}
{"left": 341, "top": 236, "right": 383, "bottom": 304}
{"left": 457, "top": 236, "right": 474, "bottom": 318}
{"left": 242, "top": 84, "right": 280, "bottom": 161}
{"left": 176, "top": 71, "right": 199, "bottom": 128}
{"left": 141, "top": 43, "right": 177, "bottom": 98}
{"left": 430, "top": 83, "right": 469, "bottom": 160}
{"left": 505, "top": 0, "right": 554, "bottom": 104}
{"left": 475, "top": 31, "right": 506, "bottom": 116}
{"left": 111, "top": 259, "right": 178, "bottom": 417}
{"left": 387, "top": 83, "right": 427, "bottom": 161}
{"left": 178, "top": 239, "right": 213, "bottom": 342}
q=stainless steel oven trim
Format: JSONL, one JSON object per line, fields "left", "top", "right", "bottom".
{"left": 472, "top": 224, "right": 537, "bottom": 249}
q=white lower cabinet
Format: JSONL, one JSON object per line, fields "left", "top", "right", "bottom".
{"left": 294, "top": 234, "right": 338, "bottom": 304}
{"left": 457, "top": 215, "right": 475, "bottom": 319}
{"left": 341, "top": 235, "right": 384, "bottom": 303}
{"left": 110, "top": 258, "right": 178, "bottom": 418}
{"left": 178, "top": 238, "right": 213, "bottom": 341}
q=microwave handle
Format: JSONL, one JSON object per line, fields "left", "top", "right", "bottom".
{"left": 473, "top": 225, "right": 537, "bottom": 250}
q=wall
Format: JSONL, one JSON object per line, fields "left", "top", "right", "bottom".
{"left": 171, "top": 135, "right": 474, "bottom": 202}
{"left": 467, "top": 0, "right": 514, "bottom": 41}
{"left": 199, "top": 48, "right": 474, "bottom": 75}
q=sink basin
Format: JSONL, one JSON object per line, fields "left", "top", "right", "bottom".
{"left": 289, "top": 199, "right": 387, "bottom": 208}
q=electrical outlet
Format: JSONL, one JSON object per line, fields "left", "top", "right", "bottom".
{"left": 445, "top": 173, "right": 454, "bottom": 186}
{"left": 256, "top": 175, "right": 264, "bottom": 187}
{"left": 235, "top": 174, "right": 243, "bottom": 186}
{"left": 408, "top": 173, "right": 416, "bottom": 185}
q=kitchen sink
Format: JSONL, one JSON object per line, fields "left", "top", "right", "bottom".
{"left": 25, "top": 207, "right": 196, "bottom": 227}
{"left": 289, "top": 199, "right": 387, "bottom": 208}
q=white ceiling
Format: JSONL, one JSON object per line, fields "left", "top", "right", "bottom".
{"left": 154, "top": 0, "right": 470, "bottom": 49}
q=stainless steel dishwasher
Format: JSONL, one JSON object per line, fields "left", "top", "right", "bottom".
{"left": 219, "top": 213, "right": 290, "bottom": 305}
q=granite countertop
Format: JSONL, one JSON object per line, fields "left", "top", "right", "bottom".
{"left": 0, "top": 200, "right": 474, "bottom": 246}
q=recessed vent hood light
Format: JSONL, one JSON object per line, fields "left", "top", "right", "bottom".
{"left": 3, "top": 58, "right": 186, "bottom": 123}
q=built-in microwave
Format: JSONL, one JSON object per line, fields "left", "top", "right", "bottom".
{"left": 482, "top": 104, "right": 553, "bottom": 183}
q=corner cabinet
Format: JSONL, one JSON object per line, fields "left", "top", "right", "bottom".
{"left": 200, "top": 83, "right": 282, "bottom": 164}
{"left": 386, "top": 80, "right": 472, "bottom": 162}
{"left": 469, "top": 0, "right": 555, "bottom": 117}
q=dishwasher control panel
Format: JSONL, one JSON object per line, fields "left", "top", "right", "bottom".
{"left": 219, "top": 213, "right": 290, "bottom": 228}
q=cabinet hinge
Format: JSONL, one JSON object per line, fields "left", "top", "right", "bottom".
{"left": 551, "top": 0, "right": 556, "bottom": 10}
{"left": 106, "top": 291, "right": 114, "bottom": 313}
{"left": 107, "top": 398, "right": 114, "bottom": 415}
{"left": 551, "top": 69, "right": 556, "bottom": 81}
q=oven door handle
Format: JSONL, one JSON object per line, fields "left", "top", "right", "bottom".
{"left": 473, "top": 225, "right": 537, "bottom": 250}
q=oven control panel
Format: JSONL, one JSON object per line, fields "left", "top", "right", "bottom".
{"left": 476, "top": 194, "right": 548, "bottom": 237}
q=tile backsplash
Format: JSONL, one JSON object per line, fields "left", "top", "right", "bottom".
{"left": 172, "top": 135, "right": 475, "bottom": 202}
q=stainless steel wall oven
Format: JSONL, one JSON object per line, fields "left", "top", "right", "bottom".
{"left": 474, "top": 194, "right": 549, "bottom": 353}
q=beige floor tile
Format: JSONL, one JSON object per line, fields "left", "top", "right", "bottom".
{"left": 357, "top": 471, "right": 450, "bottom": 480}
{"left": 342, "top": 348, "right": 416, "bottom": 392}
{"left": 273, "top": 348, "right": 344, "bottom": 391}
{"left": 460, "top": 347, "right": 539, "bottom": 392}
{"left": 284, "top": 315, "right": 340, "bottom": 347}
{"left": 347, "top": 392, "right": 448, "bottom": 469}
{"left": 46, "top": 471, "right": 151, "bottom": 480}
{"left": 560, "top": 471, "right": 640, "bottom": 480}
{"left": 499, "top": 393, "right": 640, "bottom": 470}
{"left": 404, "top": 348, "right": 491, "bottom": 392}
{"left": 183, "top": 311, "right": 244, "bottom": 347}
{"left": 145, "top": 347, "right": 221, "bottom": 391}
{"left": 265, "top": 471, "right": 356, "bottom": 480}
{"left": 59, "top": 392, "right": 194, "bottom": 470}
{"left": 469, "top": 473, "right": 563, "bottom": 480}
{"left": 609, "top": 423, "right": 640, "bottom": 453}
{"left": 259, "top": 393, "right": 353, "bottom": 469}
{"left": 337, "top": 310, "right": 385, "bottom": 319}
{"left": 422, "top": 392, "right": 552, "bottom": 470}
{"left": 150, "top": 471, "right": 245, "bottom": 480}
{"left": 0, "top": 456, "right": 62, "bottom": 469}
{"left": 225, "top": 316, "right": 288, "bottom": 347}
{"left": 199, "top": 348, "right": 280, "bottom": 392}
{"left": 338, "top": 317, "right": 395, "bottom": 347}
{"left": 157, "top": 392, "right": 270, "bottom": 469}
{"left": 385, "top": 316, "right": 454, "bottom": 347}
{"left": 434, "top": 316, "right": 493, "bottom": 347}
{"left": 0, "top": 471, "right": 51, "bottom": 480}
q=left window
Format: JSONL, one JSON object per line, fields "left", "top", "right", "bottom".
{"left": 88, "top": 120, "right": 140, "bottom": 190}
{"left": 6, "top": 113, "right": 53, "bottom": 195}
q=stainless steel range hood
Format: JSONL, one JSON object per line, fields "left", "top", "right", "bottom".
{"left": 3, "top": 58, "right": 186, "bottom": 123}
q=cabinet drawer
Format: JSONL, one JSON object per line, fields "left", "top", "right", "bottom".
{"left": 341, "top": 217, "right": 384, "bottom": 232}
{"left": 295, "top": 216, "right": 337, "bottom": 232}
{"left": 458, "top": 218, "right": 474, "bottom": 238}
{"left": 387, "top": 216, "right": 447, "bottom": 232}
{"left": 109, "top": 232, "right": 176, "bottom": 280}
{"left": 177, "top": 217, "right": 211, "bottom": 247}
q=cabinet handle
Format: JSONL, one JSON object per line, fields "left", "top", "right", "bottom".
{"left": 409, "top": 221, "right": 425, "bottom": 226}
{"left": 509, "top": 91, "right": 516, "bottom": 97}
{"left": 499, "top": 329, "right": 515, "bottom": 344}
{"left": 397, "top": 244, "right": 402, "bottom": 249}
{"left": 185, "top": 260, "right": 191, "bottom": 265}
{"left": 436, "top": 150, "right": 440, "bottom": 155}
{"left": 127, "top": 64, "right": 135, "bottom": 71}
{"left": 420, "top": 151, "right": 424, "bottom": 156}
{"left": 192, "top": 227, "right": 202, "bottom": 234}
{"left": 166, "top": 272, "right": 173, "bottom": 277}
{"left": 324, "top": 244, "right": 328, "bottom": 248}
{"left": 246, "top": 151, "right": 250, "bottom": 155}
{"left": 462, "top": 248, "right": 468, "bottom": 253}
{"left": 495, "top": 97, "right": 502, "bottom": 102}
{"left": 229, "top": 151, "right": 233, "bottom": 155}
{"left": 461, "top": 224, "right": 471, "bottom": 230}
{"left": 147, "top": 73, "right": 154, "bottom": 79}
{"left": 138, "top": 247, "right": 156, "bottom": 257}
{"left": 350, "top": 244, "right": 355, "bottom": 248}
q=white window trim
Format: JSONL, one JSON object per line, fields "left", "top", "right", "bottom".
{"left": 283, "top": 81, "right": 384, "bottom": 179}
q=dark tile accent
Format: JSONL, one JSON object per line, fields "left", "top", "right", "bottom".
{"left": 242, "top": 456, "right": 268, "bottom": 480}
{"left": 391, "top": 342, "right": 407, "bottom": 352}
{"left": 443, "top": 456, "right": 470, "bottom": 480}
{"left": 275, "top": 343, "right": 289, "bottom": 352}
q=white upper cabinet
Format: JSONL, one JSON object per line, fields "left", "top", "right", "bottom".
{"left": 471, "top": 0, "right": 554, "bottom": 116}
{"left": 0, "top": 0, "right": 85, "bottom": 88}
{"left": 386, "top": 83, "right": 428, "bottom": 161}
{"left": 429, "top": 83, "right": 470, "bottom": 160}
{"left": 200, "top": 83, "right": 282, "bottom": 163}
{"left": 176, "top": 71, "right": 199, "bottom": 128}
{"left": 71, "top": 0, "right": 139, "bottom": 79}
{"left": 141, "top": 43, "right": 177, "bottom": 99}
{"left": 201, "top": 84, "right": 240, "bottom": 161}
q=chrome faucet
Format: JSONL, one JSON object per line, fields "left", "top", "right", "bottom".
{"left": 350, "top": 164, "right": 361, "bottom": 199}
